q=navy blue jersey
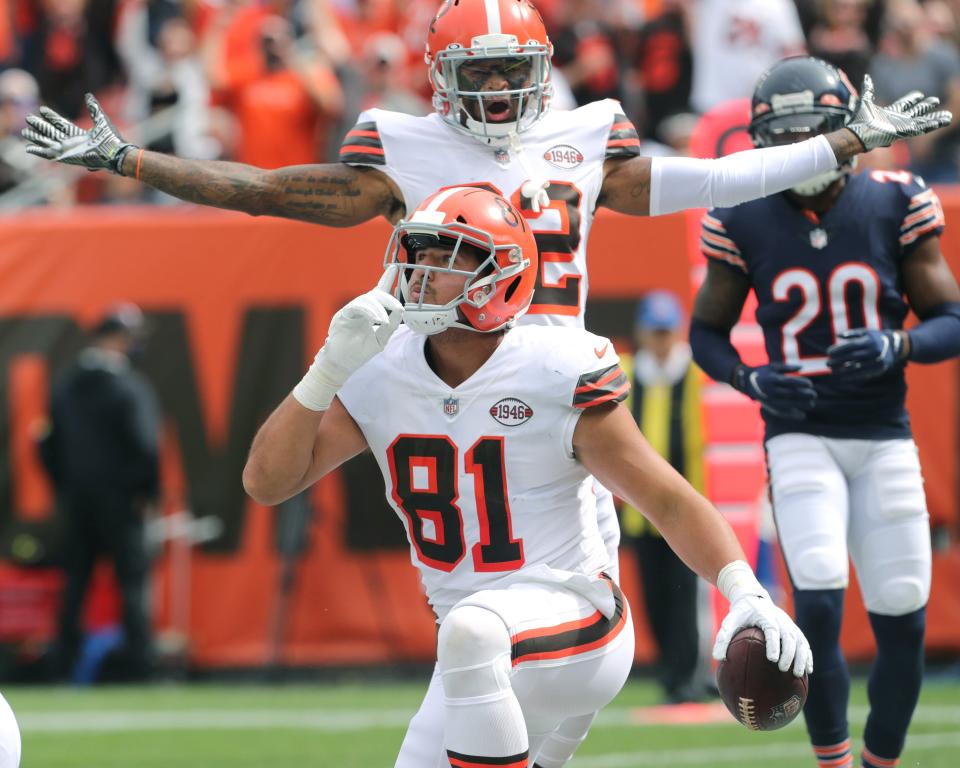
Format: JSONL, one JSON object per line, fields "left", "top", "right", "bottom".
{"left": 701, "top": 170, "right": 945, "bottom": 440}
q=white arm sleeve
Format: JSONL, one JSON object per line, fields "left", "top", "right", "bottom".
{"left": 648, "top": 135, "right": 839, "bottom": 216}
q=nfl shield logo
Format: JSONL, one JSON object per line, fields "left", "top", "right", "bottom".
{"left": 810, "top": 228, "right": 828, "bottom": 249}
{"left": 443, "top": 396, "right": 459, "bottom": 416}
{"left": 493, "top": 148, "right": 510, "bottom": 166}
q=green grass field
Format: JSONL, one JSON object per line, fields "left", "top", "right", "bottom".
{"left": 6, "top": 675, "right": 960, "bottom": 767}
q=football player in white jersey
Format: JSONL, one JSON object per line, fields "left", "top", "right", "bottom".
{"left": 243, "top": 186, "right": 813, "bottom": 768}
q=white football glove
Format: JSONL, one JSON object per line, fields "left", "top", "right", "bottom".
{"left": 847, "top": 74, "right": 953, "bottom": 151}
{"left": 293, "top": 267, "right": 403, "bottom": 411}
{"left": 713, "top": 594, "right": 813, "bottom": 678}
{"left": 712, "top": 560, "right": 813, "bottom": 678}
{"left": 520, "top": 179, "right": 550, "bottom": 214}
{"left": 22, "top": 93, "right": 136, "bottom": 174}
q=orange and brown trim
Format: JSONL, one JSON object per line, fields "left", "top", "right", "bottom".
{"left": 510, "top": 575, "right": 627, "bottom": 665}
{"left": 605, "top": 113, "right": 641, "bottom": 159}
{"left": 447, "top": 749, "right": 529, "bottom": 768}
{"left": 573, "top": 364, "right": 629, "bottom": 409}
{"left": 861, "top": 748, "right": 898, "bottom": 768}
{"left": 812, "top": 739, "right": 852, "bottom": 768}
{"left": 339, "top": 121, "right": 386, "bottom": 165}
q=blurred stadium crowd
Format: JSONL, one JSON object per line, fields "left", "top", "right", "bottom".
{"left": 0, "top": 0, "right": 959, "bottom": 205}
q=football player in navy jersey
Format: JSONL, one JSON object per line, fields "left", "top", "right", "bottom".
{"left": 690, "top": 57, "right": 960, "bottom": 768}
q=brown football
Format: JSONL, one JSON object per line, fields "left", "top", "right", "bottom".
{"left": 716, "top": 626, "right": 808, "bottom": 731}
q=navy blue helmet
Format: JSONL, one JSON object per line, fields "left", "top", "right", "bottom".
{"left": 749, "top": 56, "right": 858, "bottom": 149}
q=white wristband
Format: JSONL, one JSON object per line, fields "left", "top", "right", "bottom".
{"left": 717, "top": 560, "right": 769, "bottom": 604}
{"left": 291, "top": 349, "right": 349, "bottom": 412}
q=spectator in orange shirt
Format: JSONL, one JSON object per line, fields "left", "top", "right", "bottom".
{"left": 207, "top": 10, "right": 343, "bottom": 167}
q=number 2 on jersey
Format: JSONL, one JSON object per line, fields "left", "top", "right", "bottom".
{"left": 774, "top": 264, "right": 881, "bottom": 373}
{"left": 439, "top": 181, "right": 583, "bottom": 316}
{"left": 387, "top": 435, "right": 524, "bottom": 573}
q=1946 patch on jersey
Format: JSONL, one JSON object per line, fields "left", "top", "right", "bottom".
{"left": 490, "top": 398, "right": 534, "bottom": 426}
{"left": 543, "top": 144, "right": 584, "bottom": 169}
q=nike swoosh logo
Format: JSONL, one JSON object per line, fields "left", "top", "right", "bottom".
{"left": 594, "top": 344, "right": 609, "bottom": 358}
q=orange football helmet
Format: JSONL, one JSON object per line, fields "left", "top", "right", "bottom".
{"left": 425, "top": 0, "right": 553, "bottom": 144}
{"left": 384, "top": 186, "right": 538, "bottom": 334}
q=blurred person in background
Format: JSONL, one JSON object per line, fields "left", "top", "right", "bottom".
{"left": 357, "top": 32, "right": 430, "bottom": 115}
{"left": 116, "top": 10, "right": 222, "bottom": 163}
{"left": 870, "top": 0, "right": 960, "bottom": 182}
{"left": 550, "top": 0, "right": 626, "bottom": 106}
{"left": 691, "top": 56, "right": 960, "bottom": 768}
{"left": 0, "top": 68, "right": 40, "bottom": 193}
{"left": 688, "top": 0, "right": 806, "bottom": 114}
{"left": 619, "top": 290, "right": 712, "bottom": 705}
{"left": 808, "top": 0, "right": 876, "bottom": 88}
{"left": 38, "top": 304, "right": 160, "bottom": 682}
{"left": 18, "top": 0, "right": 122, "bottom": 119}
{"left": 204, "top": 7, "right": 343, "bottom": 166}
{"left": 924, "top": 0, "right": 960, "bottom": 44}
{"left": 633, "top": 0, "right": 693, "bottom": 142}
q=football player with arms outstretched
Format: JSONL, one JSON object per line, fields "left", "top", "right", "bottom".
{"left": 690, "top": 57, "right": 960, "bottom": 768}
{"left": 243, "top": 187, "right": 812, "bottom": 768}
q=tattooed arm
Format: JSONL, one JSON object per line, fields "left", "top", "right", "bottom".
{"left": 118, "top": 152, "right": 405, "bottom": 225}
{"left": 596, "top": 129, "right": 876, "bottom": 218}
{"left": 596, "top": 156, "right": 653, "bottom": 216}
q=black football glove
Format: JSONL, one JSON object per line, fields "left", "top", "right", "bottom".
{"left": 827, "top": 329, "right": 905, "bottom": 382}
{"left": 733, "top": 363, "right": 817, "bottom": 420}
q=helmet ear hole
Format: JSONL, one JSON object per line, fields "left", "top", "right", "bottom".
{"left": 503, "top": 275, "right": 521, "bottom": 303}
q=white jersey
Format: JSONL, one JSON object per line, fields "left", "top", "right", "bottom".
{"left": 339, "top": 100, "right": 642, "bottom": 328}
{"left": 336, "top": 325, "right": 628, "bottom": 621}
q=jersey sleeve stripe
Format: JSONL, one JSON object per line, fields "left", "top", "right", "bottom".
{"left": 902, "top": 202, "right": 939, "bottom": 226}
{"left": 575, "top": 365, "right": 623, "bottom": 393}
{"left": 608, "top": 127, "right": 640, "bottom": 141}
{"left": 340, "top": 135, "right": 384, "bottom": 151}
{"left": 900, "top": 217, "right": 945, "bottom": 245}
{"left": 701, "top": 245, "right": 748, "bottom": 272}
{"left": 340, "top": 145, "right": 384, "bottom": 154}
{"left": 339, "top": 120, "right": 385, "bottom": 165}
{"left": 573, "top": 365, "right": 630, "bottom": 408}
{"left": 606, "top": 114, "right": 641, "bottom": 158}
{"left": 511, "top": 577, "right": 627, "bottom": 664}
{"left": 574, "top": 383, "right": 630, "bottom": 409}
{"left": 701, "top": 229, "right": 741, "bottom": 254}
{"left": 908, "top": 189, "right": 937, "bottom": 208}
{"left": 604, "top": 145, "right": 641, "bottom": 159}
{"left": 606, "top": 138, "right": 641, "bottom": 148}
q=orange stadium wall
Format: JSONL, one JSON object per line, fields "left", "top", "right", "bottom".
{"left": 0, "top": 201, "right": 958, "bottom": 669}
